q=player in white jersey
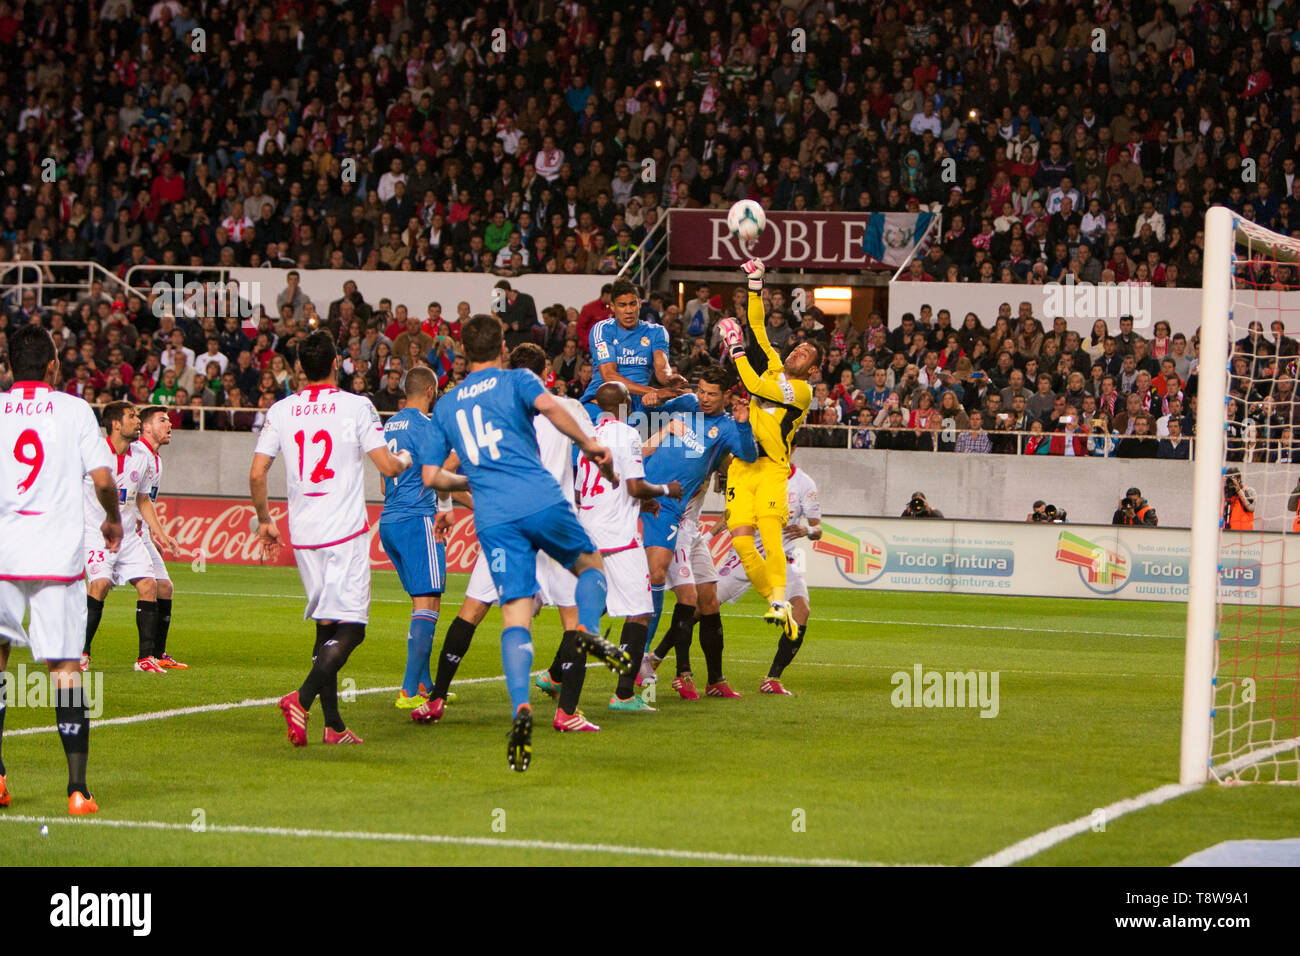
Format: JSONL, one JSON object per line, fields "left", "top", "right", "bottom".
{"left": 251, "top": 331, "right": 460, "bottom": 747}
{"left": 422, "top": 345, "right": 632, "bottom": 732}
{"left": 0, "top": 325, "right": 122, "bottom": 814}
{"left": 574, "top": 382, "right": 682, "bottom": 713}
{"left": 715, "top": 462, "right": 822, "bottom": 695}
{"left": 135, "top": 406, "right": 187, "bottom": 670}
{"left": 83, "top": 401, "right": 181, "bottom": 674}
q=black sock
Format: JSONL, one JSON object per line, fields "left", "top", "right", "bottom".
{"left": 54, "top": 683, "right": 90, "bottom": 798}
{"left": 615, "top": 621, "right": 649, "bottom": 699}
{"left": 657, "top": 602, "right": 695, "bottom": 674}
{"left": 548, "top": 630, "right": 571, "bottom": 683}
{"left": 699, "top": 612, "right": 725, "bottom": 685}
{"left": 556, "top": 631, "right": 587, "bottom": 714}
{"left": 302, "top": 622, "right": 364, "bottom": 731}
{"left": 769, "top": 624, "right": 806, "bottom": 678}
{"left": 136, "top": 600, "right": 158, "bottom": 659}
{"left": 431, "top": 616, "right": 475, "bottom": 700}
{"left": 84, "top": 597, "right": 103, "bottom": 656}
{"left": 155, "top": 598, "right": 173, "bottom": 658}
{"left": 0, "top": 670, "right": 7, "bottom": 776}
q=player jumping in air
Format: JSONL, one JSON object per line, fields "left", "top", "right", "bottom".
{"left": 135, "top": 406, "right": 187, "bottom": 670}
{"left": 378, "top": 367, "right": 453, "bottom": 711}
{"left": 251, "top": 332, "right": 444, "bottom": 746}
{"left": 580, "top": 279, "right": 688, "bottom": 422}
{"left": 82, "top": 402, "right": 182, "bottom": 674}
{"left": 716, "top": 257, "right": 820, "bottom": 641}
{"left": 0, "top": 325, "right": 123, "bottom": 814}
{"left": 418, "top": 315, "right": 627, "bottom": 771}
{"left": 714, "top": 461, "right": 822, "bottom": 694}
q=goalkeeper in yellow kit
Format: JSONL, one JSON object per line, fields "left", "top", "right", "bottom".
{"left": 716, "top": 257, "right": 821, "bottom": 641}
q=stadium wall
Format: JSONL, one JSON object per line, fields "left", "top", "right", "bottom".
{"left": 888, "top": 281, "right": 1300, "bottom": 340}
{"left": 166, "top": 432, "right": 1219, "bottom": 527}
{"left": 222, "top": 268, "right": 606, "bottom": 319}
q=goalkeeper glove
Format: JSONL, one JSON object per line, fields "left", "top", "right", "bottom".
{"left": 741, "top": 257, "right": 765, "bottom": 292}
{"left": 717, "top": 317, "right": 746, "bottom": 360}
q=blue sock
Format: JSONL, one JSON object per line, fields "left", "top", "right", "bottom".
{"left": 574, "top": 567, "right": 607, "bottom": 634}
{"left": 403, "top": 610, "right": 439, "bottom": 696}
{"left": 647, "top": 583, "right": 665, "bottom": 652}
{"left": 500, "top": 626, "right": 534, "bottom": 714}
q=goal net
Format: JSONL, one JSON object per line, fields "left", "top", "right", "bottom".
{"left": 1183, "top": 206, "right": 1300, "bottom": 785}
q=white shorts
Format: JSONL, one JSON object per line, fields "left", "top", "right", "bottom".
{"left": 667, "top": 523, "right": 719, "bottom": 588}
{"left": 602, "top": 546, "right": 652, "bottom": 618}
{"left": 142, "top": 535, "right": 171, "bottom": 583}
{"left": 0, "top": 578, "right": 87, "bottom": 661}
{"left": 715, "top": 549, "right": 809, "bottom": 605}
{"left": 464, "top": 551, "right": 574, "bottom": 609}
{"left": 85, "top": 530, "right": 154, "bottom": 586}
{"left": 293, "top": 534, "right": 371, "bottom": 624}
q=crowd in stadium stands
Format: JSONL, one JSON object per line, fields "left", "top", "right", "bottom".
{"left": 0, "top": 0, "right": 1298, "bottom": 449}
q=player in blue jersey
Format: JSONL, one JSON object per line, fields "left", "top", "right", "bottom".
{"left": 419, "top": 313, "right": 631, "bottom": 772}
{"left": 639, "top": 365, "right": 757, "bottom": 697}
{"left": 580, "top": 279, "right": 688, "bottom": 421}
{"left": 378, "top": 366, "right": 456, "bottom": 712}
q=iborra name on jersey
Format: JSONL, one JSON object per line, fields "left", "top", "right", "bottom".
{"left": 291, "top": 401, "right": 338, "bottom": 416}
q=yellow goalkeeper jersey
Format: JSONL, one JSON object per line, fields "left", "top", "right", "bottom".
{"left": 733, "top": 292, "right": 812, "bottom": 466}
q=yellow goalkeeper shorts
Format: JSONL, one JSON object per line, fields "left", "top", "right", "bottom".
{"left": 725, "top": 456, "right": 789, "bottom": 528}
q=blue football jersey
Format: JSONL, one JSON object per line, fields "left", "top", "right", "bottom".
{"left": 643, "top": 394, "right": 758, "bottom": 502}
{"left": 380, "top": 407, "right": 442, "bottom": 521}
{"left": 580, "top": 318, "right": 669, "bottom": 407}
{"left": 428, "top": 367, "right": 568, "bottom": 529}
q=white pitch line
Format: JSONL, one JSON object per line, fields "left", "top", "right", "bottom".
{"left": 177, "top": 588, "right": 1181, "bottom": 641}
{"left": 972, "top": 738, "right": 1300, "bottom": 867}
{"left": 0, "top": 814, "right": 911, "bottom": 867}
{"left": 5, "top": 672, "right": 507, "bottom": 738}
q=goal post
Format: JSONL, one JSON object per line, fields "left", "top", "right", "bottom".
{"left": 1180, "top": 206, "right": 1232, "bottom": 786}
{"left": 1181, "top": 205, "right": 1300, "bottom": 786}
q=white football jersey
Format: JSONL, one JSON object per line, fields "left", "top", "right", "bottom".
{"left": 134, "top": 437, "right": 163, "bottom": 543}
{"left": 84, "top": 438, "right": 152, "bottom": 538}
{"left": 534, "top": 395, "right": 594, "bottom": 496}
{"left": 0, "top": 383, "right": 113, "bottom": 580}
{"left": 577, "top": 417, "right": 645, "bottom": 551}
{"left": 253, "top": 385, "right": 386, "bottom": 548}
{"left": 784, "top": 466, "right": 821, "bottom": 556}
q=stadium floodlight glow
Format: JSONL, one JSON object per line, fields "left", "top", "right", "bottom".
{"left": 1182, "top": 205, "right": 1300, "bottom": 786}
{"left": 813, "top": 287, "right": 852, "bottom": 301}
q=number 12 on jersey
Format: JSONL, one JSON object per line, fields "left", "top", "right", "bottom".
{"left": 455, "top": 406, "right": 503, "bottom": 465}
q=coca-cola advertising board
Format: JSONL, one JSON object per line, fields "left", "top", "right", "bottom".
{"left": 152, "top": 496, "right": 736, "bottom": 571}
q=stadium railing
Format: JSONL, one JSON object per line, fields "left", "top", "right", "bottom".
{"left": 615, "top": 210, "right": 671, "bottom": 288}
{"left": 793, "top": 424, "right": 1197, "bottom": 456}
{"left": 0, "top": 260, "right": 135, "bottom": 309}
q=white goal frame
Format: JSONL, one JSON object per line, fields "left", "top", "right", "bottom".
{"left": 1182, "top": 205, "right": 1300, "bottom": 785}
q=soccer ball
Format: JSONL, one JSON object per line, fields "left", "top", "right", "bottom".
{"left": 727, "top": 199, "right": 767, "bottom": 243}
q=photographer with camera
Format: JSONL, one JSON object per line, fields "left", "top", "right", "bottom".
{"left": 901, "top": 491, "right": 944, "bottom": 519}
{"left": 1027, "top": 500, "right": 1068, "bottom": 523}
{"left": 1222, "top": 467, "right": 1256, "bottom": 531}
{"left": 1112, "top": 487, "right": 1158, "bottom": 527}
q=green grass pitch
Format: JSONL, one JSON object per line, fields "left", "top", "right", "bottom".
{"left": 0, "top": 564, "right": 1293, "bottom": 867}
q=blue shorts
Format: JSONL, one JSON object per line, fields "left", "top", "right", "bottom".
{"left": 640, "top": 501, "right": 685, "bottom": 551}
{"left": 379, "top": 516, "right": 446, "bottom": 596}
{"left": 476, "top": 501, "right": 595, "bottom": 604}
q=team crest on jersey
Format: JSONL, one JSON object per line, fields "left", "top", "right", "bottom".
{"left": 130, "top": 471, "right": 139, "bottom": 481}
{"left": 707, "top": 426, "right": 718, "bottom": 438}
{"left": 640, "top": 336, "right": 650, "bottom": 347}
